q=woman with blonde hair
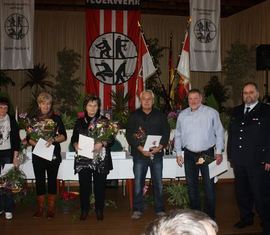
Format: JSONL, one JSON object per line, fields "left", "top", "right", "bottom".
{"left": 28, "top": 92, "right": 66, "bottom": 218}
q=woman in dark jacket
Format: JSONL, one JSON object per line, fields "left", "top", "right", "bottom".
{"left": 71, "top": 95, "right": 114, "bottom": 221}
{"left": 0, "top": 97, "right": 20, "bottom": 220}
{"left": 28, "top": 92, "right": 67, "bottom": 218}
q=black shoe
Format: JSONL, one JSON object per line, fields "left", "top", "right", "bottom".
{"left": 96, "top": 210, "right": 104, "bottom": 221}
{"left": 234, "top": 220, "right": 253, "bottom": 229}
{"left": 80, "top": 211, "right": 88, "bottom": 221}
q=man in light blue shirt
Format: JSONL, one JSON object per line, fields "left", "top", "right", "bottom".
{"left": 175, "top": 89, "right": 224, "bottom": 219}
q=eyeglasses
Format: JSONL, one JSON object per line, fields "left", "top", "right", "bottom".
{"left": 0, "top": 105, "right": 8, "bottom": 109}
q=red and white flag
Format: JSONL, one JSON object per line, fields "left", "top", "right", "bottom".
{"left": 176, "top": 31, "right": 190, "bottom": 81}
{"left": 176, "top": 30, "right": 191, "bottom": 108}
{"left": 86, "top": 9, "right": 155, "bottom": 112}
{"left": 136, "top": 32, "right": 156, "bottom": 107}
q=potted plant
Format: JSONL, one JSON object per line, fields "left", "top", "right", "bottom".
{"left": 53, "top": 48, "right": 83, "bottom": 116}
{"left": 223, "top": 41, "right": 256, "bottom": 105}
{"left": 21, "top": 63, "right": 54, "bottom": 115}
{"left": 164, "top": 181, "right": 189, "bottom": 208}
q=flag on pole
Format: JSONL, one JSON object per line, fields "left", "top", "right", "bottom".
{"left": 85, "top": 1, "right": 155, "bottom": 112}
{"left": 0, "top": 0, "right": 34, "bottom": 69}
{"left": 168, "top": 33, "right": 175, "bottom": 105}
{"left": 189, "top": 0, "right": 221, "bottom": 71}
{"left": 136, "top": 30, "right": 156, "bottom": 108}
{"left": 85, "top": 8, "right": 140, "bottom": 111}
{"left": 176, "top": 28, "right": 191, "bottom": 108}
{"left": 177, "top": 30, "right": 190, "bottom": 81}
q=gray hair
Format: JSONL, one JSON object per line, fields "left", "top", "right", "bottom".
{"left": 140, "top": 90, "right": 155, "bottom": 100}
{"left": 143, "top": 209, "right": 218, "bottom": 235}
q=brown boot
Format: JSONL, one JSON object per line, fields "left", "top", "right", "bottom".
{"left": 47, "top": 194, "right": 57, "bottom": 219}
{"left": 33, "top": 195, "right": 45, "bottom": 217}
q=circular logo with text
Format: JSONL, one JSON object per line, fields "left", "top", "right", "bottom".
{"left": 4, "top": 13, "right": 29, "bottom": 40}
{"left": 194, "top": 19, "right": 216, "bottom": 43}
{"left": 89, "top": 32, "right": 137, "bottom": 85}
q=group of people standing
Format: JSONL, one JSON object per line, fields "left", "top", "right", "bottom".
{"left": 127, "top": 85, "right": 270, "bottom": 235}
{"left": 0, "top": 83, "right": 269, "bottom": 234}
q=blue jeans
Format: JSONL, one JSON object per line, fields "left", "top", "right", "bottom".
{"left": 184, "top": 148, "right": 215, "bottom": 219}
{"left": 133, "top": 157, "right": 164, "bottom": 213}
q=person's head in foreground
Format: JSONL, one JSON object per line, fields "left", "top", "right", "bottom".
{"left": 143, "top": 209, "right": 218, "bottom": 235}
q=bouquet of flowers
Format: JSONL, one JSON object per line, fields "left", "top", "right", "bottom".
{"left": 195, "top": 153, "right": 215, "bottom": 165}
{"left": 0, "top": 137, "right": 28, "bottom": 194}
{"left": 0, "top": 167, "right": 26, "bottom": 194}
{"left": 133, "top": 126, "right": 146, "bottom": 146}
{"left": 88, "top": 119, "right": 119, "bottom": 142}
{"left": 167, "top": 111, "right": 178, "bottom": 130}
{"left": 19, "top": 113, "right": 57, "bottom": 141}
{"left": 27, "top": 118, "right": 56, "bottom": 141}
{"left": 87, "top": 118, "right": 119, "bottom": 162}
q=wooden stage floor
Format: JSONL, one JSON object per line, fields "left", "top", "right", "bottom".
{"left": 0, "top": 182, "right": 263, "bottom": 235}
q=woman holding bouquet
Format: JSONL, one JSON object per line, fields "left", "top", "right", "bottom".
{"left": 0, "top": 97, "right": 20, "bottom": 220}
{"left": 28, "top": 92, "right": 67, "bottom": 218}
{"left": 71, "top": 95, "right": 115, "bottom": 221}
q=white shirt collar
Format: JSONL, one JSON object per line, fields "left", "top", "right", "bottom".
{"left": 245, "top": 101, "right": 258, "bottom": 111}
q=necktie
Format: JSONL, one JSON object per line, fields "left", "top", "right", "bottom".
{"left": 244, "top": 107, "right": 250, "bottom": 116}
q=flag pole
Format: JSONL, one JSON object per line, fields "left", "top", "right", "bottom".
{"left": 138, "top": 21, "right": 171, "bottom": 110}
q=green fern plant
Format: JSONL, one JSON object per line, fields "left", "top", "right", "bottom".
{"left": 21, "top": 63, "right": 53, "bottom": 98}
{"left": 165, "top": 182, "right": 189, "bottom": 208}
{"left": 111, "top": 90, "right": 130, "bottom": 128}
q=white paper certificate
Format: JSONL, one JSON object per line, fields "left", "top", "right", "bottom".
{"left": 33, "top": 138, "right": 55, "bottom": 161}
{"left": 143, "top": 135, "right": 162, "bottom": 151}
{"left": 78, "top": 134, "right": 94, "bottom": 159}
{"left": 208, "top": 158, "right": 228, "bottom": 179}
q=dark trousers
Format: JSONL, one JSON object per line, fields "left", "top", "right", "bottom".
{"left": 133, "top": 157, "right": 164, "bottom": 213}
{"left": 233, "top": 164, "right": 264, "bottom": 223}
{"left": 78, "top": 168, "right": 107, "bottom": 213}
{"left": 0, "top": 150, "right": 14, "bottom": 212}
{"left": 184, "top": 148, "right": 216, "bottom": 219}
{"left": 32, "top": 156, "right": 60, "bottom": 195}
{"left": 262, "top": 170, "right": 270, "bottom": 233}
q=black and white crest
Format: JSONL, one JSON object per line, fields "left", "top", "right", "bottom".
{"left": 194, "top": 19, "right": 216, "bottom": 43}
{"left": 4, "top": 13, "right": 29, "bottom": 40}
{"left": 89, "top": 32, "right": 137, "bottom": 85}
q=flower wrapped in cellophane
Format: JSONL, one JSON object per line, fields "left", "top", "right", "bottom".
{"left": 133, "top": 126, "right": 146, "bottom": 146}
{"left": 19, "top": 113, "right": 57, "bottom": 141}
{"left": 195, "top": 153, "right": 215, "bottom": 165}
{"left": 87, "top": 119, "right": 119, "bottom": 162}
{"left": 0, "top": 138, "right": 28, "bottom": 194}
{"left": 87, "top": 119, "right": 119, "bottom": 143}
{"left": 27, "top": 119, "right": 56, "bottom": 141}
{"left": 0, "top": 167, "right": 26, "bottom": 194}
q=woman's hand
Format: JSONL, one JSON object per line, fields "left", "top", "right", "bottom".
{"left": 46, "top": 137, "right": 55, "bottom": 147}
{"left": 13, "top": 151, "right": 20, "bottom": 167}
{"left": 73, "top": 143, "right": 81, "bottom": 152}
{"left": 29, "top": 139, "right": 37, "bottom": 147}
{"left": 94, "top": 142, "right": 103, "bottom": 152}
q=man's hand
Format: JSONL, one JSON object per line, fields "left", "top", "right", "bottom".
{"left": 176, "top": 155, "right": 184, "bottom": 167}
{"left": 265, "top": 163, "right": 270, "bottom": 171}
{"left": 215, "top": 154, "right": 223, "bottom": 165}
{"left": 138, "top": 146, "right": 154, "bottom": 158}
{"left": 149, "top": 145, "right": 162, "bottom": 155}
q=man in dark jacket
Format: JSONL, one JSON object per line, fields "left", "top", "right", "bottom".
{"left": 227, "top": 82, "right": 270, "bottom": 234}
{"left": 126, "top": 90, "right": 170, "bottom": 219}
